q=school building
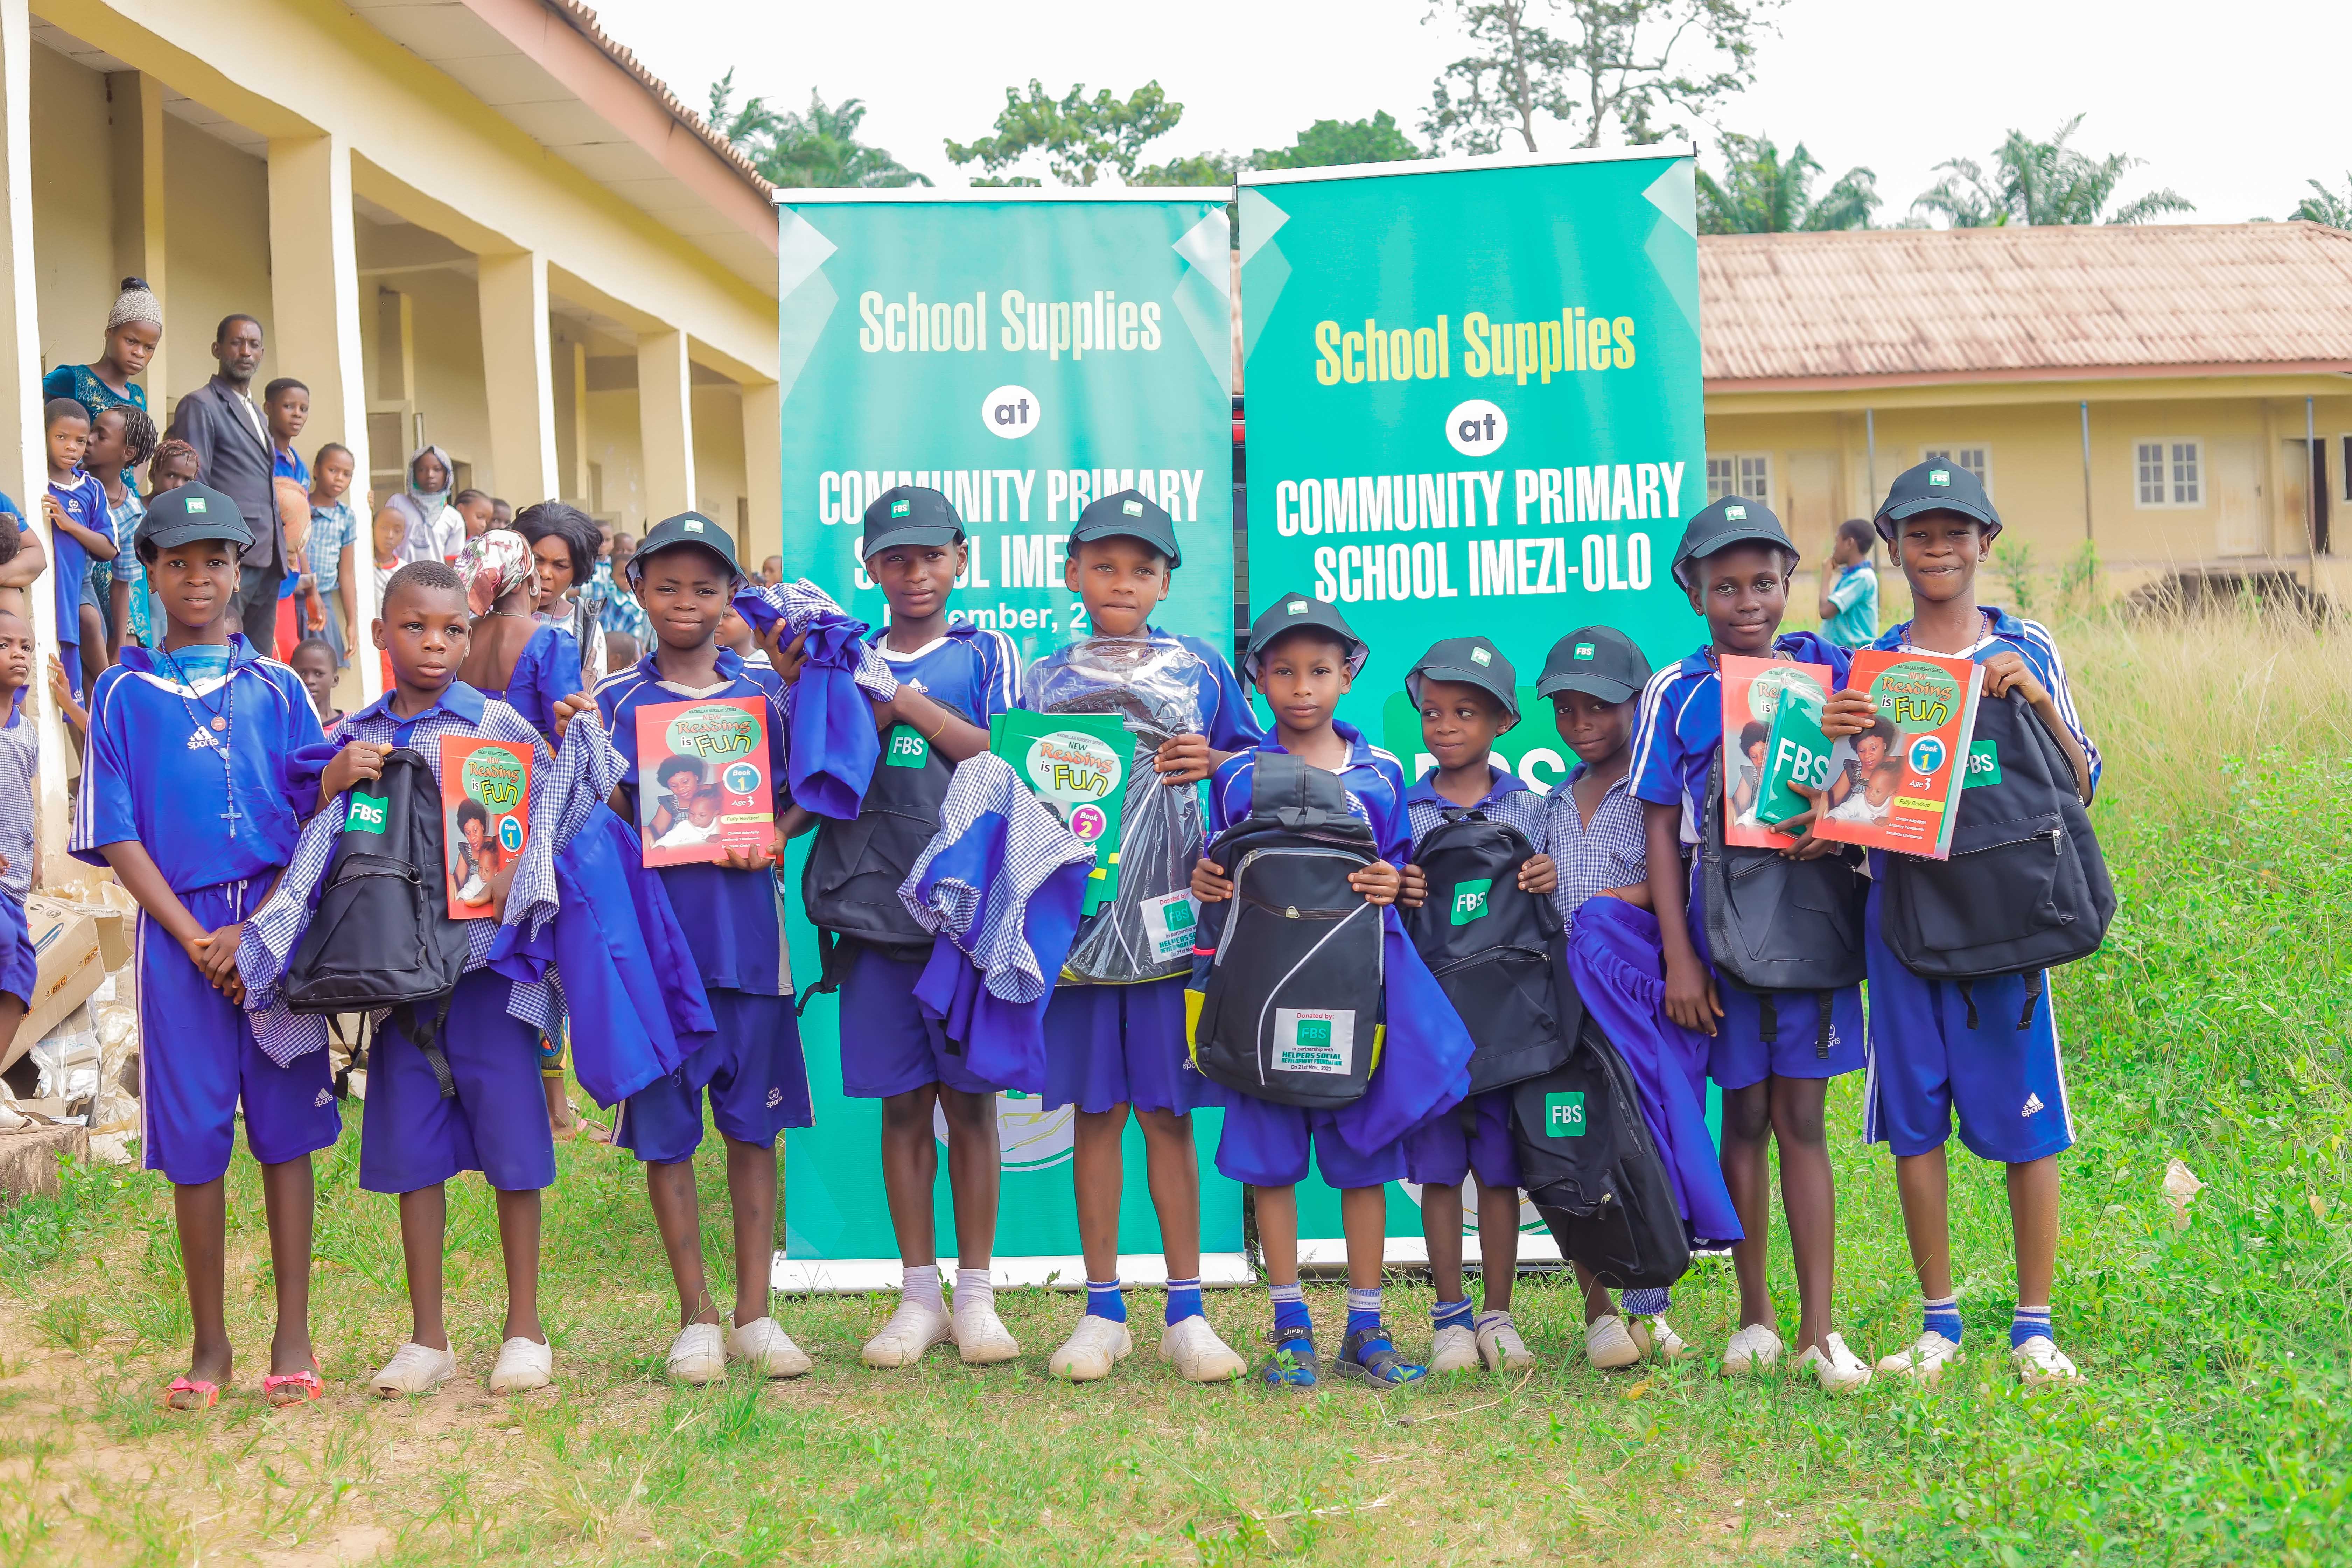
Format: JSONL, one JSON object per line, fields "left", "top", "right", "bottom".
{"left": 1699, "top": 222, "right": 2352, "bottom": 607}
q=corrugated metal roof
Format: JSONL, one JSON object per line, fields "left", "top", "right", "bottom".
{"left": 1700, "top": 222, "right": 2352, "bottom": 386}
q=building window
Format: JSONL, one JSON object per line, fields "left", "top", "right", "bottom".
{"left": 1921, "top": 445, "right": 1991, "bottom": 493}
{"left": 1706, "top": 453, "right": 1771, "bottom": 504}
{"left": 2134, "top": 439, "right": 2201, "bottom": 507}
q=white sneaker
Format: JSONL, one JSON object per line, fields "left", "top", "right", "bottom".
{"left": 2012, "top": 1335, "right": 2083, "bottom": 1385}
{"left": 665, "top": 1322, "right": 727, "bottom": 1385}
{"left": 861, "top": 1300, "right": 951, "bottom": 1368}
{"left": 1474, "top": 1312, "right": 1532, "bottom": 1373}
{"left": 1721, "top": 1323, "right": 1785, "bottom": 1376}
{"left": 1796, "top": 1332, "right": 1873, "bottom": 1394}
{"left": 370, "top": 1340, "right": 456, "bottom": 1399}
{"left": 1159, "top": 1314, "right": 1247, "bottom": 1382}
{"left": 727, "top": 1317, "right": 813, "bottom": 1379}
{"left": 1642, "top": 1316, "right": 1696, "bottom": 1364}
{"left": 1427, "top": 1322, "right": 1479, "bottom": 1374}
{"left": 1876, "top": 1330, "right": 1964, "bottom": 1383}
{"left": 488, "top": 1336, "right": 552, "bottom": 1395}
{"left": 1048, "top": 1314, "right": 1133, "bottom": 1381}
{"left": 1585, "top": 1314, "right": 1644, "bottom": 1370}
{"left": 951, "top": 1301, "right": 1021, "bottom": 1366}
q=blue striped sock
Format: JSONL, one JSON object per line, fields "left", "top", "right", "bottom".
{"left": 2010, "top": 1304, "right": 2052, "bottom": 1349}
{"left": 1924, "top": 1295, "right": 1963, "bottom": 1343}
{"left": 1085, "top": 1278, "right": 1127, "bottom": 1324}
{"left": 1164, "top": 1276, "right": 1203, "bottom": 1325}
{"left": 1431, "top": 1297, "right": 1472, "bottom": 1334}
{"left": 1269, "top": 1281, "right": 1310, "bottom": 1334}
{"left": 1345, "top": 1286, "right": 1384, "bottom": 1344}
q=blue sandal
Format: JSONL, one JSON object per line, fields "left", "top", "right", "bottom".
{"left": 1259, "top": 1324, "right": 1319, "bottom": 1389}
{"left": 1336, "top": 1324, "right": 1428, "bottom": 1388}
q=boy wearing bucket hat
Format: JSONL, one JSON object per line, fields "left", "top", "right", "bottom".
{"left": 1817, "top": 462, "right": 2099, "bottom": 1387}
{"left": 1628, "top": 496, "right": 1873, "bottom": 1392}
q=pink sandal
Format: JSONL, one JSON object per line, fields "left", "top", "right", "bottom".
{"left": 163, "top": 1377, "right": 220, "bottom": 1411}
{"left": 263, "top": 1370, "right": 326, "bottom": 1406}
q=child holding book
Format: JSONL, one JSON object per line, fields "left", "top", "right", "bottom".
{"left": 1630, "top": 496, "right": 1872, "bottom": 1392}
{"left": 70, "top": 484, "right": 367, "bottom": 1409}
{"left": 595, "top": 512, "right": 812, "bottom": 1384}
{"left": 1820, "top": 462, "right": 2098, "bottom": 1386}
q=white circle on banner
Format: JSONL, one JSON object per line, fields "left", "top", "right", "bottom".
{"left": 934, "top": 1090, "right": 1076, "bottom": 1171}
{"left": 1445, "top": 399, "right": 1508, "bottom": 458}
{"left": 980, "top": 385, "right": 1042, "bottom": 439}
{"left": 1399, "top": 1178, "right": 1548, "bottom": 1233}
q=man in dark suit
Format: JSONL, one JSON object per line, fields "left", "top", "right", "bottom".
{"left": 167, "top": 314, "right": 285, "bottom": 654}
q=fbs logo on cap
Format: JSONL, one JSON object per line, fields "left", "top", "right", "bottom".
{"left": 685, "top": 519, "right": 705, "bottom": 532}
{"left": 1122, "top": 499, "right": 1143, "bottom": 516}
{"left": 1470, "top": 646, "right": 1492, "bottom": 666}
{"left": 1574, "top": 642, "right": 1596, "bottom": 660}
{"left": 1929, "top": 469, "right": 1951, "bottom": 486}
{"left": 891, "top": 499, "right": 911, "bottom": 517}
{"left": 1725, "top": 504, "right": 1747, "bottom": 520}
{"left": 1287, "top": 599, "right": 1309, "bottom": 615}
{"left": 186, "top": 496, "right": 208, "bottom": 513}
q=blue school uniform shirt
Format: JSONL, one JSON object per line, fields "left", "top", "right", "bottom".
{"left": 595, "top": 648, "right": 792, "bottom": 996}
{"left": 872, "top": 623, "right": 1021, "bottom": 725}
{"left": 479, "top": 622, "right": 583, "bottom": 745}
{"left": 1630, "top": 632, "right": 1854, "bottom": 845}
{"left": 1872, "top": 607, "right": 2101, "bottom": 798}
{"left": 1208, "top": 720, "right": 1410, "bottom": 863}
{"left": 46, "top": 472, "right": 112, "bottom": 649}
{"left": 1545, "top": 764, "right": 1651, "bottom": 918}
{"left": 1822, "top": 562, "right": 1881, "bottom": 649}
{"left": 70, "top": 636, "right": 326, "bottom": 890}
{"left": 1403, "top": 763, "right": 1550, "bottom": 860}
{"left": 1023, "top": 627, "right": 1264, "bottom": 754}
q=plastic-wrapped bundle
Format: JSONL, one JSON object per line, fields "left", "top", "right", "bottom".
{"left": 1025, "top": 638, "right": 1209, "bottom": 985}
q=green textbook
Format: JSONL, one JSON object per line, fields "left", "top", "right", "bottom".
{"left": 989, "top": 710, "right": 1132, "bottom": 914}
{"left": 1754, "top": 677, "right": 1835, "bottom": 828}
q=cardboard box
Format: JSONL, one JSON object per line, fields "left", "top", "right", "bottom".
{"left": 2, "top": 897, "right": 106, "bottom": 1076}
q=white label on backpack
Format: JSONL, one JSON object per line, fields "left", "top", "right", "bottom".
{"left": 1140, "top": 890, "right": 1198, "bottom": 963}
{"left": 1273, "top": 1008, "right": 1354, "bottom": 1076}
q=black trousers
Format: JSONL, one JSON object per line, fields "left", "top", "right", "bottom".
{"left": 236, "top": 557, "right": 285, "bottom": 659}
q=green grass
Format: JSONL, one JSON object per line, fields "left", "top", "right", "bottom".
{"left": 1, "top": 612, "right": 2349, "bottom": 1566}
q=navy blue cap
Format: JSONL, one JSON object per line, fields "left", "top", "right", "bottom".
{"left": 1070, "top": 489, "right": 1181, "bottom": 568}
{"left": 1874, "top": 461, "right": 2002, "bottom": 542}
{"left": 1243, "top": 592, "right": 1367, "bottom": 681}
{"left": 137, "top": 482, "right": 252, "bottom": 552}
{"left": 1671, "top": 495, "right": 1798, "bottom": 590}
{"left": 1406, "top": 636, "right": 1519, "bottom": 724}
{"left": 863, "top": 485, "right": 964, "bottom": 558}
{"left": 626, "top": 510, "right": 743, "bottom": 586}
{"left": 1536, "top": 626, "right": 1652, "bottom": 704}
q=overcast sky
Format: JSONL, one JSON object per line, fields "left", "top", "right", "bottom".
{"left": 591, "top": 0, "right": 2348, "bottom": 222}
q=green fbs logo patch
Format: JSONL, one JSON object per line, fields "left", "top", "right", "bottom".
{"left": 1545, "top": 1091, "right": 1586, "bottom": 1137}
{"left": 1122, "top": 499, "right": 1144, "bottom": 516}
{"left": 1929, "top": 469, "right": 1951, "bottom": 486}
{"left": 345, "top": 792, "right": 389, "bottom": 834}
{"left": 1964, "top": 739, "right": 2001, "bottom": 789}
{"left": 1449, "top": 878, "right": 1491, "bottom": 925}
{"left": 1287, "top": 599, "right": 1309, "bottom": 615}
{"left": 1574, "top": 642, "right": 1596, "bottom": 660}
{"left": 886, "top": 726, "right": 930, "bottom": 768}
{"left": 890, "top": 499, "right": 911, "bottom": 518}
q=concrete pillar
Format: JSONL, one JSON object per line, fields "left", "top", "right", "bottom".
{"left": 267, "top": 132, "right": 378, "bottom": 700}
{"left": 569, "top": 338, "right": 589, "bottom": 502}
{"left": 477, "top": 250, "right": 558, "bottom": 507}
{"left": 742, "top": 379, "right": 781, "bottom": 567}
{"left": 637, "top": 327, "right": 695, "bottom": 521}
{"left": 0, "top": 0, "right": 77, "bottom": 886}
{"left": 105, "top": 71, "right": 167, "bottom": 411}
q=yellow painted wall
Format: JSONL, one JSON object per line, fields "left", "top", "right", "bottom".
{"left": 584, "top": 388, "right": 646, "bottom": 530}
{"left": 692, "top": 382, "right": 746, "bottom": 548}
{"left": 399, "top": 267, "right": 490, "bottom": 493}
{"left": 158, "top": 118, "right": 273, "bottom": 415}
{"left": 28, "top": 46, "right": 115, "bottom": 383}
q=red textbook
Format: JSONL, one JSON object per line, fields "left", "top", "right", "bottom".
{"left": 440, "top": 735, "right": 531, "bottom": 919}
{"left": 632, "top": 695, "right": 776, "bottom": 867}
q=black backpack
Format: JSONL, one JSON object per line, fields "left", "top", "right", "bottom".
{"left": 1188, "top": 753, "right": 1384, "bottom": 1110}
{"left": 1512, "top": 1017, "right": 1692, "bottom": 1293}
{"left": 1878, "top": 689, "right": 2115, "bottom": 1029}
{"left": 1401, "top": 811, "right": 1576, "bottom": 1094}
{"left": 1699, "top": 751, "right": 1868, "bottom": 1059}
{"left": 797, "top": 706, "right": 964, "bottom": 1014}
{"left": 280, "top": 748, "right": 471, "bottom": 1097}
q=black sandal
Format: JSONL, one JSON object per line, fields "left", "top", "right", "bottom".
{"left": 1335, "top": 1324, "right": 1428, "bottom": 1387}
{"left": 1259, "top": 1324, "right": 1319, "bottom": 1389}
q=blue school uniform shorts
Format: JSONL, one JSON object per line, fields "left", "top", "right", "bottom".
{"left": 1402, "top": 1089, "right": 1521, "bottom": 1190}
{"left": 360, "top": 969, "right": 553, "bottom": 1195}
{"left": 1215, "top": 1094, "right": 1405, "bottom": 1189}
{"left": 0, "top": 892, "right": 35, "bottom": 1009}
{"left": 1042, "top": 974, "right": 1210, "bottom": 1116}
{"left": 1862, "top": 879, "right": 2074, "bottom": 1164}
{"left": 616, "top": 987, "right": 812, "bottom": 1163}
{"left": 137, "top": 884, "right": 340, "bottom": 1186}
{"left": 838, "top": 942, "right": 1000, "bottom": 1100}
{"left": 1686, "top": 864, "right": 1865, "bottom": 1090}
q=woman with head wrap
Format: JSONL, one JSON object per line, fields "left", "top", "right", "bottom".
{"left": 454, "top": 526, "right": 584, "bottom": 744}
{"left": 376, "top": 444, "right": 464, "bottom": 567}
{"left": 44, "top": 279, "right": 162, "bottom": 492}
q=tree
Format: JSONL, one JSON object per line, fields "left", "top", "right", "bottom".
{"left": 1421, "top": 0, "right": 1777, "bottom": 155}
{"left": 946, "top": 81, "right": 1186, "bottom": 186}
{"left": 2290, "top": 174, "right": 2352, "bottom": 228}
{"left": 1694, "top": 133, "right": 1876, "bottom": 233}
{"left": 1253, "top": 112, "right": 1427, "bottom": 170}
{"left": 1911, "top": 116, "right": 2190, "bottom": 227}
{"left": 703, "top": 71, "right": 927, "bottom": 188}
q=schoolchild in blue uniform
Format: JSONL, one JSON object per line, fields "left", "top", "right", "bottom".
{"left": 1030, "top": 491, "right": 1261, "bottom": 1385}
{"left": 781, "top": 485, "right": 1026, "bottom": 1370}
{"left": 71, "top": 484, "right": 360, "bottom": 1410}
{"left": 1192, "top": 596, "right": 1426, "bottom": 1389}
{"left": 1821, "top": 463, "right": 2100, "bottom": 1387}
{"left": 1391, "top": 637, "right": 1555, "bottom": 1376}
{"left": 41, "top": 398, "right": 119, "bottom": 700}
{"left": 1630, "top": 496, "right": 1872, "bottom": 1392}
{"left": 0, "top": 610, "right": 40, "bottom": 1078}
{"left": 596, "top": 512, "right": 814, "bottom": 1385}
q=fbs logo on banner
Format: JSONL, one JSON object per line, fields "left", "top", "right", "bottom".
{"left": 979, "top": 384, "right": 1041, "bottom": 439}
{"left": 1444, "top": 398, "right": 1508, "bottom": 458}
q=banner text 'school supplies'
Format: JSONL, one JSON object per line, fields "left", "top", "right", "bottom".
{"left": 1813, "top": 650, "right": 1983, "bottom": 860}
{"left": 439, "top": 736, "right": 532, "bottom": 918}
{"left": 632, "top": 696, "right": 777, "bottom": 868}
{"left": 988, "top": 709, "right": 1132, "bottom": 915}
{"left": 1716, "top": 656, "right": 1837, "bottom": 846}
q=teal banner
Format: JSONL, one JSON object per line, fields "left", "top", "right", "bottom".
{"left": 772, "top": 192, "right": 1245, "bottom": 1287}
{"left": 1237, "top": 150, "right": 1707, "bottom": 1255}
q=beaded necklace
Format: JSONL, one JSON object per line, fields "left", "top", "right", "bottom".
{"left": 156, "top": 643, "right": 241, "bottom": 838}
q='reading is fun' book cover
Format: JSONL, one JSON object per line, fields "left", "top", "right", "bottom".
{"left": 439, "top": 735, "right": 531, "bottom": 918}
{"left": 632, "top": 695, "right": 776, "bottom": 867}
{"left": 1811, "top": 649, "right": 1984, "bottom": 859}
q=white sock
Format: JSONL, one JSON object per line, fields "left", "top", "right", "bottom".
{"left": 953, "top": 1268, "right": 995, "bottom": 1317}
{"left": 902, "top": 1263, "right": 943, "bottom": 1313}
